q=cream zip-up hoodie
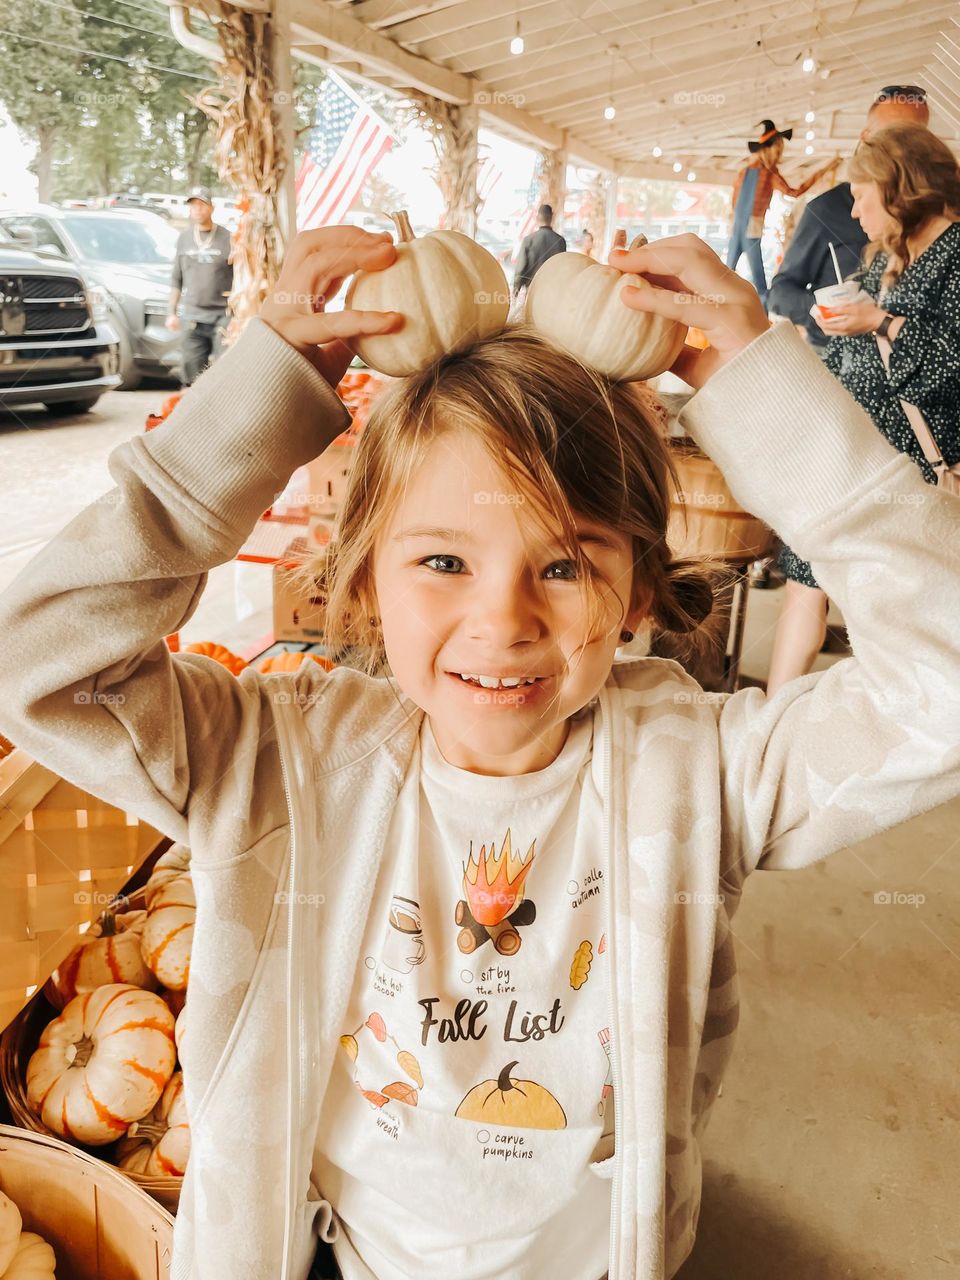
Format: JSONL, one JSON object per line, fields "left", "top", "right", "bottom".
{"left": 0, "top": 319, "right": 956, "bottom": 1280}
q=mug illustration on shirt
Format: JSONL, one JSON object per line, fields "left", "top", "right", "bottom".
{"left": 381, "top": 895, "right": 427, "bottom": 973}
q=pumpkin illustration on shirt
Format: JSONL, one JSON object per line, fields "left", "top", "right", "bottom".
{"left": 455, "top": 1061, "right": 566, "bottom": 1130}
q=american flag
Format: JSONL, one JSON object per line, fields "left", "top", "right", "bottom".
{"left": 295, "top": 71, "right": 395, "bottom": 230}
{"left": 477, "top": 156, "right": 503, "bottom": 206}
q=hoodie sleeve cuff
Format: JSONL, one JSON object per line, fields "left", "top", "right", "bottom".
{"left": 138, "top": 318, "right": 352, "bottom": 535}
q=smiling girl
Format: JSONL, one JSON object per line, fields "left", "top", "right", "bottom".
{"left": 0, "top": 228, "right": 957, "bottom": 1280}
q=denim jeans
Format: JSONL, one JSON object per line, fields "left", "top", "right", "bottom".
{"left": 181, "top": 313, "right": 228, "bottom": 386}
{"left": 726, "top": 231, "right": 768, "bottom": 305}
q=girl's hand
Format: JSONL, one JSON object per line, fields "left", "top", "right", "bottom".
{"left": 608, "top": 233, "right": 769, "bottom": 389}
{"left": 260, "top": 227, "right": 403, "bottom": 388}
{"left": 813, "top": 299, "right": 886, "bottom": 336}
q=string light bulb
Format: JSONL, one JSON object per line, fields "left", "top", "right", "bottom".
{"left": 603, "top": 45, "right": 618, "bottom": 122}
{"left": 652, "top": 145, "right": 662, "bottom": 157}
{"left": 510, "top": 20, "right": 524, "bottom": 55}
{"left": 805, "top": 109, "right": 816, "bottom": 123}
{"left": 672, "top": 160, "right": 683, "bottom": 173}
{"left": 802, "top": 52, "right": 817, "bottom": 74}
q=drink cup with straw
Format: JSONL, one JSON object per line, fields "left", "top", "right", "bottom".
{"left": 814, "top": 242, "right": 864, "bottom": 317}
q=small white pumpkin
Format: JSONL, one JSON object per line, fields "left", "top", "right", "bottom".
{"left": 44, "top": 907, "right": 158, "bottom": 1010}
{"left": 1, "top": 1231, "right": 56, "bottom": 1279}
{"left": 26, "top": 984, "right": 176, "bottom": 1145}
{"left": 116, "top": 1071, "right": 190, "bottom": 1177}
{"left": 144, "top": 843, "right": 191, "bottom": 908}
{"left": 344, "top": 210, "right": 510, "bottom": 376}
{"left": 0, "top": 1189, "right": 22, "bottom": 1275}
{"left": 141, "top": 870, "right": 195, "bottom": 992}
{"left": 524, "top": 236, "right": 687, "bottom": 381}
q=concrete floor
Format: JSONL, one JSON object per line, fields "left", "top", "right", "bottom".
{"left": 2, "top": 392, "right": 958, "bottom": 1276}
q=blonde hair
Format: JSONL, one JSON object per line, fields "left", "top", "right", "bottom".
{"left": 847, "top": 123, "right": 960, "bottom": 290}
{"left": 294, "top": 327, "right": 721, "bottom": 680}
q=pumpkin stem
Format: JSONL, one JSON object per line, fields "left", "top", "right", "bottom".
{"left": 99, "top": 909, "right": 118, "bottom": 937}
{"left": 68, "top": 1034, "right": 95, "bottom": 1070}
{"left": 497, "top": 1061, "right": 520, "bottom": 1093}
{"left": 387, "top": 210, "right": 416, "bottom": 243}
{"left": 629, "top": 234, "right": 649, "bottom": 250}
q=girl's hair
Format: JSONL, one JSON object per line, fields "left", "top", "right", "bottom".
{"left": 294, "top": 327, "right": 721, "bottom": 680}
{"left": 847, "top": 123, "right": 960, "bottom": 291}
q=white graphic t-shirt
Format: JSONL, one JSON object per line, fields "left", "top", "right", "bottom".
{"left": 312, "top": 708, "right": 615, "bottom": 1280}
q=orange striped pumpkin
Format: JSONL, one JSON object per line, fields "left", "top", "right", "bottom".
{"left": 141, "top": 872, "right": 195, "bottom": 992}
{"left": 257, "top": 651, "right": 334, "bottom": 674}
{"left": 116, "top": 1071, "right": 190, "bottom": 1177}
{"left": 26, "top": 985, "right": 176, "bottom": 1145}
{"left": 43, "top": 908, "right": 158, "bottom": 1010}
{"left": 183, "top": 641, "right": 247, "bottom": 676}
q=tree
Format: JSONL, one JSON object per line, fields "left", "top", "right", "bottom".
{"left": 0, "top": 0, "right": 84, "bottom": 200}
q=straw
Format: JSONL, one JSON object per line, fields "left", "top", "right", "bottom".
{"left": 828, "top": 242, "right": 843, "bottom": 284}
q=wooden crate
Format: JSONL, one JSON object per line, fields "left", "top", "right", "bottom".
{"left": 0, "top": 1124, "right": 173, "bottom": 1278}
{"left": 0, "top": 749, "right": 166, "bottom": 1032}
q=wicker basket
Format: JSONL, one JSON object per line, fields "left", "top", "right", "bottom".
{"left": 0, "top": 888, "right": 184, "bottom": 1212}
{"left": 0, "top": 1123, "right": 173, "bottom": 1278}
{"left": 0, "top": 746, "right": 167, "bottom": 1032}
{"left": 668, "top": 438, "right": 774, "bottom": 563}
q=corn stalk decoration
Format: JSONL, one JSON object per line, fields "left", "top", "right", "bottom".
{"left": 406, "top": 94, "right": 479, "bottom": 235}
{"left": 191, "top": 0, "right": 284, "bottom": 339}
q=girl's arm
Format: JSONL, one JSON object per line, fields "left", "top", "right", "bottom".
{"left": 0, "top": 229, "right": 400, "bottom": 850}
{"left": 615, "top": 235, "right": 960, "bottom": 887}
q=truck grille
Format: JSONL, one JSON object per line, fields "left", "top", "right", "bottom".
{"left": 0, "top": 274, "right": 91, "bottom": 338}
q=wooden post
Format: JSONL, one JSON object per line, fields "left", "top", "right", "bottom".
{"left": 603, "top": 171, "right": 619, "bottom": 258}
{"left": 540, "top": 148, "right": 567, "bottom": 235}
{"left": 409, "top": 94, "right": 480, "bottom": 235}
{"left": 270, "top": 0, "right": 297, "bottom": 248}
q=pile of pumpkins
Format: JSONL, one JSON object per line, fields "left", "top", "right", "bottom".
{"left": 24, "top": 843, "right": 194, "bottom": 1178}
{"left": 0, "top": 1191, "right": 55, "bottom": 1279}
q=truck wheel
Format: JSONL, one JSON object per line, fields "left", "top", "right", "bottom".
{"left": 117, "top": 333, "right": 143, "bottom": 390}
{"left": 43, "top": 397, "right": 102, "bottom": 415}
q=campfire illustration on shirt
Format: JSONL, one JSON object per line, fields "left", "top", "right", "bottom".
{"left": 455, "top": 828, "right": 537, "bottom": 956}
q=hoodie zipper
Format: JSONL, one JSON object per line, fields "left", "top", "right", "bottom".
{"left": 275, "top": 693, "right": 306, "bottom": 1280}
{"left": 603, "top": 692, "right": 625, "bottom": 1279}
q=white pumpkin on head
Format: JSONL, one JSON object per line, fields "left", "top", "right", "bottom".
{"left": 524, "top": 236, "right": 687, "bottom": 381}
{"left": 344, "top": 211, "right": 510, "bottom": 376}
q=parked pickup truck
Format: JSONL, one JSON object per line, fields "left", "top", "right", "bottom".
{"left": 0, "top": 232, "right": 120, "bottom": 415}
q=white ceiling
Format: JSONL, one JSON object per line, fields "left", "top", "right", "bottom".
{"left": 293, "top": 0, "right": 960, "bottom": 180}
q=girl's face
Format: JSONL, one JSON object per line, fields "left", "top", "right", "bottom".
{"left": 373, "top": 429, "right": 645, "bottom": 776}
{"left": 850, "top": 180, "right": 897, "bottom": 242}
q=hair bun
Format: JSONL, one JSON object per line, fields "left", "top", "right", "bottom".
{"left": 655, "top": 559, "right": 716, "bottom": 634}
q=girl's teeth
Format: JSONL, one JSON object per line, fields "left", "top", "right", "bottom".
{"left": 456, "top": 673, "right": 539, "bottom": 688}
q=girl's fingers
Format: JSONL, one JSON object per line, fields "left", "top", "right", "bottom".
{"left": 285, "top": 225, "right": 393, "bottom": 275}
{"left": 280, "top": 309, "right": 403, "bottom": 349}
{"left": 307, "top": 238, "right": 396, "bottom": 304}
{"left": 620, "top": 281, "right": 711, "bottom": 326}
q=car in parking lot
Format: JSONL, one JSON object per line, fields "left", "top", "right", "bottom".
{"left": 0, "top": 205, "right": 182, "bottom": 389}
{"left": 0, "top": 228, "right": 120, "bottom": 414}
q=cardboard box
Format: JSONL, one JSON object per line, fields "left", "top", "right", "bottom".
{"left": 304, "top": 435, "right": 357, "bottom": 511}
{"left": 272, "top": 536, "right": 328, "bottom": 642}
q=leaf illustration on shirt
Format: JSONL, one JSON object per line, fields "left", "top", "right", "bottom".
{"left": 570, "top": 939, "right": 594, "bottom": 989}
{"left": 397, "top": 1049, "right": 423, "bottom": 1088}
{"left": 342, "top": 1013, "right": 426, "bottom": 1112}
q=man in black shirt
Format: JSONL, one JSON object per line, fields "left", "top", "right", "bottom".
{"left": 513, "top": 204, "right": 566, "bottom": 298}
{"left": 166, "top": 187, "right": 234, "bottom": 385}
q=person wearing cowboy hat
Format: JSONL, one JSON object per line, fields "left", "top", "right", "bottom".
{"left": 727, "top": 119, "right": 838, "bottom": 306}
{"left": 166, "top": 187, "right": 234, "bottom": 386}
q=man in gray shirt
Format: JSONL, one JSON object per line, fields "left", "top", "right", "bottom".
{"left": 166, "top": 187, "right": 234, "bottom": 385}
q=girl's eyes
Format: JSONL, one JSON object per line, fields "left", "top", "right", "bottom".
{"left": 419, "top": 550, "right": 578, "bottom": 581}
